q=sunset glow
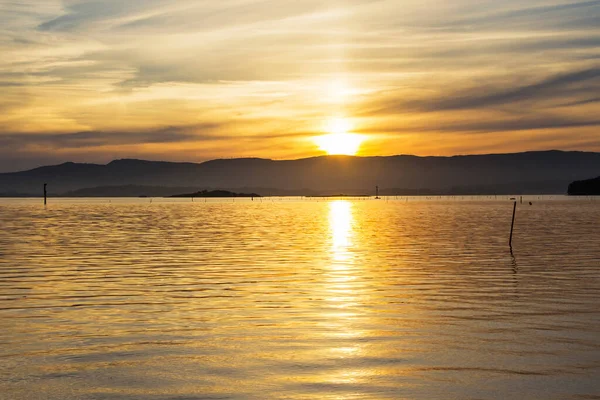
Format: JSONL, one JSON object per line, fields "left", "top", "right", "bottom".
{"left": 315, "top": 133, "right": 365, "bottom": 156}
{"left": 0, "top": 1, "right": 598, "bottom": 171}
{"left": 1, "top": 2, "right": 599, "bottom": 398}
{"left": 314, "top": 118, "right": 365, "bottom": 155}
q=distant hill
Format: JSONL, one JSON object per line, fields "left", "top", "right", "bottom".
{"left": 61, "top": 185, "right": 201, "bottom": 197}
{"left": 170, "top": 190, "right": 260, "bottom": 198}
{"left": 1, "top": 151, "right": 599, "bottom": 196}
{"left": 58, "top": 185, "right": 309, "bottom": 197}
{"left": 568, "top": 176, "right": 600, "bottom": 196}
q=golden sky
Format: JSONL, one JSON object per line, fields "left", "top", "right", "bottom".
{"left": 1, "top": 0, "right": 599, "bottom": 171}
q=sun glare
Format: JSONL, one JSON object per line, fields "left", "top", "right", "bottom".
{"left": 314, "top": 118, "right": 365, "bottom": 156}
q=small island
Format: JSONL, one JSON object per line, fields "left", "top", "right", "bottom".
{"left": 568, "top": 176, "right": 600, "bottom": 196}
{"left": 170, "top": 190, "right": 261, "bottom": 198}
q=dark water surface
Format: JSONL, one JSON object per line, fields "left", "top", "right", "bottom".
{"left": 1, "top": 198, "right": 599, "bottom": 399}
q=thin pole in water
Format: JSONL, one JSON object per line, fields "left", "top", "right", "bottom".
{"left": 43, "top": 183, "right": 47, "bottom": 205}
{"left": 509, "top": 200, "right": 517, "bottom": 248}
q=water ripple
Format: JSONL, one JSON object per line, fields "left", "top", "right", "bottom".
{"left": 0, "top": 198, "right": 599, "bottom": 399}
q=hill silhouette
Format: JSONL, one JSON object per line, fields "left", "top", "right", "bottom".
{"left": 1, "top": 151, "right": 599, "bottom": 196}
{"left": 568, "top": 176, "right": 600, "bottom": 196}
{"left": 61, "top": 185, "right": 200, "bottom": 198}
{"left": 170, "top": 190, "right": 260, "bottom": 198}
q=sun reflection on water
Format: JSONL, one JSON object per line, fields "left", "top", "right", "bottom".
{"left": 322, "top": 200, "right": 371, "bottom": 390}
{"left": 327, "top": 200, "right": 357, "bottom": 309}
{"left": 329, "top": 200, "right": 354, "bottom": 264}
{"left": 325, "top": 200, "right": 362, "bottom": 336}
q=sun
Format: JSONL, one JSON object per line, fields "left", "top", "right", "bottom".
{"left": 314, "top": 118, "right": 365, "bottom": 156}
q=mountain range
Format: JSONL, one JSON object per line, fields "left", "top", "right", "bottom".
{"left": 1, "top": 150, "right": 599, "bottom": 196}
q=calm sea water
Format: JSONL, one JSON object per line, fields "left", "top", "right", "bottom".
{"left": 1, "top": 197, "right": 599, "bottom": 400}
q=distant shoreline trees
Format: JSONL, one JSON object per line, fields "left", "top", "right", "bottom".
{"left": 568, "top": 176, "right": 600, "bottom": 196}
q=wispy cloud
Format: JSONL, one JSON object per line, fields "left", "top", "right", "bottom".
{"left": 415, "top": 67, "right": 600, "bottom": 112}
{"left": 0, "top": 125, "right": 212, "bottom": 149}
{"left": 0, "top": 0, "right": 599, "bottom": 171}
{"left": 445, "top": 0, "right": 600, "bottom": 31}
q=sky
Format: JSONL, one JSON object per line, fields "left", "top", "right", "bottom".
{"left": 0, "top": 0, "right": 599, "bottom": 171}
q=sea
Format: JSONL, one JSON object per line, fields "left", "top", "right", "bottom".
{"left": 1, "top": 196, "right": 599, "bottom": 399}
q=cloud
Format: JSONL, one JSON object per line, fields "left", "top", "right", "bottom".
{"left": 449, "top": 116, "right": 600, "bottom": 133}
{"left": 0, "top": 122, "right": 315, "bottom": 152}
{"left": 448, "top": 0, "right": 600, "bottom": 31}
{"left": 359, "top": 66, "right": 600, "bottom": 117}
{"left": 421, "top": 67, "right": 600, "bottom": 111}
{"left": 37, "top": 1, "right": 165, "bottom": 32}
{"left": 0, "top": 125, "right": 216, "bottom": 149}
{"left": 561, "top": 97, "right": 600, "bottom": 107}
{"left": 0, "top": 82, "right": 27, "bottom": 87}
{"left": 363, "top": 115, "right": 600, "bottom": 135}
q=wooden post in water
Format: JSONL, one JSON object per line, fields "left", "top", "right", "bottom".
{"left": 509, "top": 200, "right": 517, "bottom": 248}
{"left": 43, "top": 183, "right": 47, "bottom": 205}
